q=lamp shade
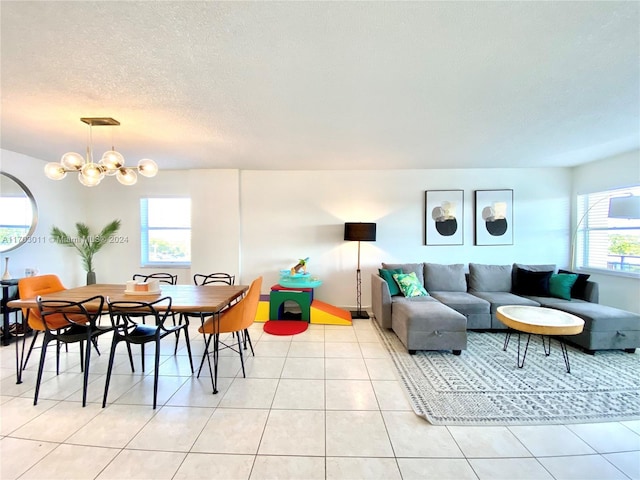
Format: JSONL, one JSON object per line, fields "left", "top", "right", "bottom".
{"left": 608, "top": 195, "right": 640, "bottom": 219}
{"left": 344, "top": 222, "right": 376, "bottom": 241}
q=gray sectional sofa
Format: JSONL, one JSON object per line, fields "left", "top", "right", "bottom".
{"left": 371, "top": 262, "right": 640, "bottom": 355}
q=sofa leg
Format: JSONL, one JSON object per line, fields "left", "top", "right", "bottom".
{"left": 624, "top": 348, "right": 636, "bottom": 354}
{"left": 583, "top": 349, "right": 596, "bottom": 355}
{"left": 408, "top": 349, "right": 416, "bottom": 355}
{"left": 452, "top": 350, "right": 461, "bottom": 356}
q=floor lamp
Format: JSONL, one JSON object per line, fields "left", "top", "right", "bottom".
{"left": 344, "top": 222, "right": 376, "bottom": 319}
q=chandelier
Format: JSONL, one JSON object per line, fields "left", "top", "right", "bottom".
{"left": 44, "top": 117, "right": 158, "bottom": 187}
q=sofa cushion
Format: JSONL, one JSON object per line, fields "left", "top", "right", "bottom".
{"left": 429, "top": 291, "right": 490, "bottom": 315}
{"left": 549, "top": 273, "right": 578, "bottom": 300}
{"left": 558, "top": 269, "right": 591, "bottom": 299}
{"left": 549, "top": 302, "right": 640, "bottom": 332}
{"left": 392, "top": 295, "right": 436, "bottom": 305}
{"left": 513, "top": 263, "right": 557, "bottom": 272}
{"left": 424, "top": 263, "right": 467, "bottom": 292}
{"left": 512, "top": 267, "right": 553, "bottom": 296}
{"left": 393, "top": 272, "right": 429, "bottom": 297}
{"left": 512, "top": 263, "right": 556, "bottom": 291}
{"left": 382, "top": 262, "right": 424, "bottom": 286}
{"left": 470, "top": 291, "right": 541, "bottom": 313}
{"left": 468, "top": 263, "right": 512, "bottom": 292}
{"left": 379, "top": 268, "right": 402, "bottom": 296}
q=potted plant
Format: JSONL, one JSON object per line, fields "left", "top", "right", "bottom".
{"left": 50, "top": 219, "right": 121, "bottom": 285}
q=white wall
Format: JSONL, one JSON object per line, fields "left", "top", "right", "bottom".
{"left": 1, "top": 150, "right": 87, "bottom": 286}
{"left": 572, "top": 149, "right": 640, "bottom": 313}
{"left": 1, "top": 150, "right": 241, "bottom": 288}
{"left": 240, "top": 169, "right": 572, "bottom": 309}
{"left": 4, "top": 147, "right": 637, "bottom": 314}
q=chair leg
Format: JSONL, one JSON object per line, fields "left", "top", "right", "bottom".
{"left": 54, "top": 339, "right": 62, "bottom": 375}
{"left": 182, "top": 325, "right": 194, "bottom": 374}
{"left": 102, "top": 337, "right": 120, "bottom": 408}
{"left": 212, "top": 333, "right": 220, "bottom": 394}
{"left": 34, "top": 335, "right": 52, "bottom": 406}
{"left": 153, "top": 338, "right": 161, "bottom": 409}
{"left": 197, "top": 333, "right": 213, "bottom": 378}
{"left": 81, "top": 335, "right": 92, "bottom": 407}
{"left": 244, "top": 329, "right": 254, "bottom": 356}
{"left": 16, "top": 329, "right": 32, "bottom": 384}
{"left": 237, "top": 331, "right": 246, "bottom": 378}
{"left": 126, "top": 342, "right": 135, "bottom": 372}
{"left": 79, "top": 340, "right": 85, "bottom": 373}
{"left": 21, "top": 330, "right": 40, "bottom": 372}
{"left": 91, "top": 337, "right": 101, "bottom": 356}
{"left": 173, "top": 313, "right": 181, "bottom": 355}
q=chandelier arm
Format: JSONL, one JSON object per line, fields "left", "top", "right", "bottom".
{"left": 45, "top": 117, "right": 157, "bottom": 186}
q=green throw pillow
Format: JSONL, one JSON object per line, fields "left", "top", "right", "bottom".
{"left": 393, "top": 272, "right": 429, "bottom": 298}
{"left": 379, "top": 268, "right": 403, "bottom": 296}
{"left": 549, "top": 273, "right": 578, "bottom": 300}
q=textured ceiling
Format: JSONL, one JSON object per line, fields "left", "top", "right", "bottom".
{"left": 1, "top": 1, "right": 638, "bottom": 171}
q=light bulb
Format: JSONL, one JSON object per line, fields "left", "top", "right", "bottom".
{"left": 60, "top": 152, "right": 85, "bottom": 171}
{"left": 80, "top": 163, "right": 104, "bottom": 180}
{"left": 117, "top": 168, "right": 137, "bottom": 186}
{"left": 44, "top": 162, "right": 67, "bottom": 180}
{"left": 78, "top": 171, "right": 101, "bottom": 187}
{"left": 137, "top": 158, "right": 158, "bottom": 177}
{"left": 79, "top": 163, "right": 104, "bottom": 187}
{"left": 100, "top": 150, "right": 125, "bottom": 175}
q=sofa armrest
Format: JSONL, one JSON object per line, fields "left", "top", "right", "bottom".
{"left": 582, "top": 281, "right": 599, "bottom": 303}
{"left": 371, "top": 274, "right": 393, "bottom": 329}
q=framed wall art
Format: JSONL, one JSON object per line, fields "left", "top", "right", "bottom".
{"left": 474, "top": 189, "right": 513, "bottom": 245}
{"left": 424, "top": 190, "right": 464, "bottom": 245}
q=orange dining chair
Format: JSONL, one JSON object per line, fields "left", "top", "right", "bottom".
{"left": 34, "top": 295, "right": 112, "bottom": 406}
{"left": 188, "top": 272, "right": 252, "bottom": 353}
{"left": 197, "top": 276, "right": 262, "bottom": 383}
{"left": 18, "top": 274, "right": 68, "bottom": 373}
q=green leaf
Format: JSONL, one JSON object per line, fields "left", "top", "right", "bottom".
{"left": 49, "top": 219, "right": 121, "bottom": 273}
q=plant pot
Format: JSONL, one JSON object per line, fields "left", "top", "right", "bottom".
{"left": 87, "top": 271, "right": 96, "bottom": 285}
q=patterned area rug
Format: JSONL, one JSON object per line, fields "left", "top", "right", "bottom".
{"left": 374, "top": 322, "right": 640, "bottom": 425}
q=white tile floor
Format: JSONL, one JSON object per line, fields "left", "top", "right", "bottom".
{"left": 1, "top": 319, "right": 639, "bottom": 479}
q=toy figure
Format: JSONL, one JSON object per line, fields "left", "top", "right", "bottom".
{"left": 290, "top": 257, "right": 309, "bottom": 275}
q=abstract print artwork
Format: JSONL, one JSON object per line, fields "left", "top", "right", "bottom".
{"left": 425, "top": 190, "right": 464, "bottom": 245}
{"left": 474, "top": 189, "right": 513, "bottom": 245}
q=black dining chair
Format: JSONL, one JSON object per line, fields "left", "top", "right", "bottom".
{"left": 132, "top": 272, "right": 181, "bottom": 349}
{"left": 132, "top": 272, "right": 178, "bottom": 285}
{"left": 193, "top": 273, "right": 235, "bottom": 286}
{"left": 102, "top": 296, "right": 194, "bottom": 409}
{"left": 34, "top": 295, "right": 114, "bottom": 407}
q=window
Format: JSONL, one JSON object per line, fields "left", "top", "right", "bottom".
{"left": 0, "top": 196, "right": 33, "bottom": 249}
{"left": 574, "top": 186, "right": 640, "bottom": 275}
{"left": 140, "top": 198, "right": 191, "bottom": 267}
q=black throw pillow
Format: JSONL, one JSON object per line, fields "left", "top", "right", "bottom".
{"left": 513, "top": 267, "right": 553, "bottom": 296}
{"left": 558, "top": 269, "right": 591, "bottom": 299}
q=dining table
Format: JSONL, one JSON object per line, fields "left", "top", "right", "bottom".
{"left": 8, "top": 283, "right": 248, "bottom": 393}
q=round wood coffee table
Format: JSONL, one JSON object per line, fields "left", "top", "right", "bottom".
{"left": 496, "top": 305, "right": 585, "bottom": 373}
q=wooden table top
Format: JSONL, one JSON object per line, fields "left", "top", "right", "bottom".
{"left": 496, "top": 305, "right": 584, "bottom": 336}
{"left": 7, "top": 283, "right": 249, "bottom": 314}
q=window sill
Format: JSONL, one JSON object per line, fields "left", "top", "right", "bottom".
{"left": 576, "top": 267, "right": 640, "bottom": 280}
{"left": 140, "top": 264, "right": 191, "bottom": 269}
